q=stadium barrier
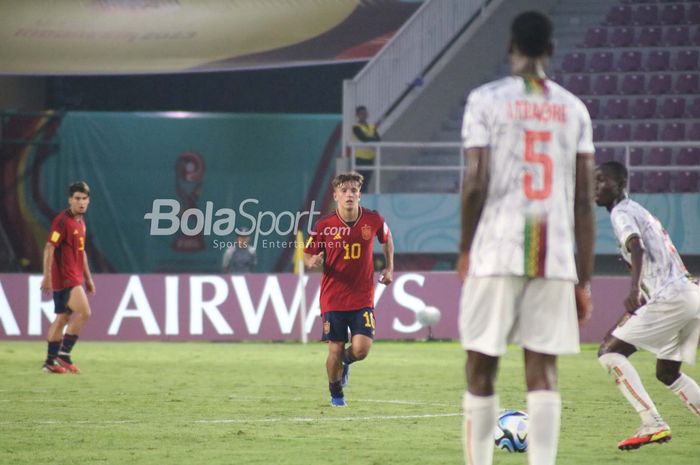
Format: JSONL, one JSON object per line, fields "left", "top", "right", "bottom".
{"left": 1, "top": 272, "right": 634, "bottom": 344}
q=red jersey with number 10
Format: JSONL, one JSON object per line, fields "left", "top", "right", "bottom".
{"left": 305, "top": 207, "right": 389, "bottom": 313}
{"left": 47, "top": 209, "right": 87, "bottom": 290}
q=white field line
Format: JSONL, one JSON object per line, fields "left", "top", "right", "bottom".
{"left": 194, "top": 412, "right": 461, "bottom": 424}
{"left": 227, "top": 395, "right": 454, "bottom": 407}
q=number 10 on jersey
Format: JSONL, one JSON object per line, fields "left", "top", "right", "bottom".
{"left": 343, "top": 243, "right": 361, "bottom": 260}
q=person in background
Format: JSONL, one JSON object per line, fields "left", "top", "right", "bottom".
{"left": 222, "top": 230, "right": 257, "bottom": 274}
{"left": 352, "top": 105, "right": 381, "bottom": 192}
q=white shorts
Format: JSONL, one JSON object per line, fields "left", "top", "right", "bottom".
{"left": 459, "top": 276, "right": 580, "bottom": 356}
{"left": 612, "top": 280, "right": 700, "bottom": 365}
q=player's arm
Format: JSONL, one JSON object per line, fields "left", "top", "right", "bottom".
{"left": 458, "top": 147, "right": 489, "bottom": 280}
{"left": 83, "top": 250, "right": 96, "bottom": 294}
{"left": 304, "top": 251, "right": 324, "bottom": 269}
{"left": 379, "top": 232, "right": 394, "bottom": 285}
{"left": 41, "top": 242, "right": 55, "bottom": 294}
{"left": 623, "top": 235, "right": 644, "bottom": 313}
{"left": 574, "top": 153, "right": 595, "bottom": 323}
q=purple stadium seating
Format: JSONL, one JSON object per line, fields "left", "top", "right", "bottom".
{"left": 677, "top": 147, "right": 700, "bottom": 165}
{"left": 582, "top": 98, "right": 600, "bottom": 119}
{"left": 633, "top": 4, "right": 659, "bottom": 26}
{"left": 647, "top": 50, "right": 670, "bottom": 71}
{"left": 675, "top": 73, "right": 699, "bottom": 94}
{"left": 595, "top": 147, "right": 621, "bottom": 164}
{"left": 688, "top": 97, "right": 700, "bottom": 118}
{"left": 689, "top": 122, "right": 700, "bottom": 140}
{"left": 675, "top": 50, "right": 699, "bottom": 71}
{"left": 629, "top": 147, "right": 646, "bottom": 165}
{"left": 660, "top": 122, "right": 686, "bottom": 140}
{"left": 608, "top": 123, "right": 632, "bottom": 141}
{"left": 566, "top": 75, "right": 591, "bottom": 95}
{"left": 582, "top": 27, "right": 608, "bottom": 47}
{"left": 634, "top": 122, "right": 659, "bottom": 141}
{"left": 639, "top": 26, "right": 663, "bottom": 46}
{"left": 605, "top": 5, "right": 633, "bottom": 26}
{"left": 665, "top": 26, "right": 690, "bottom": 46}
{"left": 632, "top": 97, "right": 657, "bottom": 119}
{"left": 593, "top": 74, "right": 619, "bottom": 95}
{"left": 649, "top": 74, "right": 673, "bottom": 94}
{"left": 591, "top": 52, "right": 614, "bottom": 72}
{"left": 659, "top": 97, "right": 686, "bottom": 118}
{"left": 688, "top": 4, "right": 700, "bottom": 25}
{"left": 621, "top": 74, "right": 646, "bottom": 95}
{"left": 674, "top": 171, "right": 698, "bottom": 193}
{"left": 562, "top": 52, "right": 586, "bottom": 73}
{"left": 593, "top": 123, "right": 606, "bottom": 141}
{"left": 648, "top": 147, "right": 673, "bottom": 165}
{"left": 629, "top": 171, "right": 644, "bottom": 192}
{"left": 611, "top": 27, "right": 635, "bottom": 47}
{"left": 619, "top": 51, "right": 643, "bottom": 71}
{"left": 645, "top": 172, "right": 672, "bottom": 193}
{"left": 660, "top": 4, "right": 685, "bottom": 25}
{"left": 693, "top": 27, "right": 700, "bottom": 46}
{"left": 604, "top": 98, "right": 630, "bottom": 119}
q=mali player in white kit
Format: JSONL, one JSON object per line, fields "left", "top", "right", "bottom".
{"left": 595, "top": 161, "right": 700, "bottom": 450}
{"left": 457, "top": 11, "right": 596, "bottom": 465}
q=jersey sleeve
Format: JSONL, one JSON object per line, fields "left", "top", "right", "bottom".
{"left": 375, "top": 213, "right": 390, "bottom": 244}
{"left": 47, "top": 215, "right": 65, "bottom": 247}
{"left": 611, "top": 208, "right": 641, "bottom": 250}
{"left": 576, "top": 99, "right": 595, "bottom": 155}
{"left": 304, "top": 222, "right": 325, "bottom": 255}
{"left": 461, "top": 89, "right": 490, "bottom": 149}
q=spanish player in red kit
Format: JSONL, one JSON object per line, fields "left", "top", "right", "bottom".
{"left": 40, "top": 181, "right": 95, "bottom": 374}
{"left": 304, "top": 172, "right": 394, "bottom": 407}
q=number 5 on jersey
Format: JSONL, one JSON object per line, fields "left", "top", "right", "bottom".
{"left": 524, "top": 130, "right": 552, "bottom": 200}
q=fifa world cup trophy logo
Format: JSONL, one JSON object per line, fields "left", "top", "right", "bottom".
{"left": 171, "top": 151, "right": 206, "bottom": 252}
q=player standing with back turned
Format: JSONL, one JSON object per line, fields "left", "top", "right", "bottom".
{"left": 304, "top": 172, "right": 394, "bottom": 407}
{"left": 457, "top": 11, "right": 596, "bottom": 465}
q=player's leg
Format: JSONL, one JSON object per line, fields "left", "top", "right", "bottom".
{"left": 463, "top": 351, "right": 499, "bottom": 465}
{"left": 342, "top": 308, "right": 376, "bottom": 387}
{"left": 523, "top": 350, "right": 560, "bottom": 465}
{"left": 659, "top": 358, "right": 700, "bottom": 418}
{"left": 57, "top": 286, "right": 92, "bottom": 373}
{"left": 322, "top": 311, "right": 349, "bottom": 406}
{"left": 43, "top": 288, "right": 72, "bottom": 373}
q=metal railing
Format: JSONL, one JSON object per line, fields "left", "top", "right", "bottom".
{"left": 347, "top": 141, "right": 700, "bottom": 194}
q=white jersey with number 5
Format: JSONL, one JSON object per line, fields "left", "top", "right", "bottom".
{"left": 461, "top": 76, "right": 594, "bottom": 281}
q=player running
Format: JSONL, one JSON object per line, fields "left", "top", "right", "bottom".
{"left": 457, "top": 11, "right": 595, "bottom": 465}
{"left": 595, "top": 161, "right": 700, "bottom": 450}
{"left": 40, "top": 181, "right": 95, "bottom": 374}
{"left": 304, "top": 172, "right": 394, "bottom": 407}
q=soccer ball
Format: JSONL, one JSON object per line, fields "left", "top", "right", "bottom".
{"left": 494, "top": 410, "right": 528, "bottom": 452}
{"left": 416, "top": 305, "right": 441, "bottom": 326}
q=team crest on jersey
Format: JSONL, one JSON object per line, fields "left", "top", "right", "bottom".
{"left": 73, "top": 229, "right": 79, "bottom": 235}
{"left": 323, "top": 321, "right": 331, "bottom": 335}
{"left": 361, "top": 224, "right": 372, "bottom": 240}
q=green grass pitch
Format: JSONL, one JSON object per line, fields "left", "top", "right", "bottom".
{"left": 1, "top": 341, "right": 698, "bottom": 465}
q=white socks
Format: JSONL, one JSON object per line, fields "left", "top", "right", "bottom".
{"left": 527, "top": 391, "right": 561, "bottom": 465}
{"left": 599, "top": 353, "right": 661, "bottom": 425}
{"left": 668, "top": 373, "right": 700, "bottom": 418}
{"left": 462, "top": 392, "right": 497, "bottom": 465}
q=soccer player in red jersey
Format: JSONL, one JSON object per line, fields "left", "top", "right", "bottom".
{"left": 304, "top": 172, "right": 394, "bottom": 407}
{"left": 40, "top": 181, "right": 95, "bottom": 374}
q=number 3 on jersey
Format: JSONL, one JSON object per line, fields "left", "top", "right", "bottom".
{"left": 524, "top": 130, "right": 552, "bottom": 200}
{"left": 343, "top": 243, "right": 361, "bottom": 260}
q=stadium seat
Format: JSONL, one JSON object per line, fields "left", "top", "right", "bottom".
{"left": 674, "top": 50, "right": 699, "bottom": 71}
{"left": 582, "top": 27, "right": 608, "bottom": 47}
{"left": 645, "top": 172, "right": 672, "bottom": 192}
{"left": 621, "top": 74, "right": 646, "bottom": 95}
{"left": 658, "top": 97, "right": 686, "bottom": 118}
{"left": 562, "top": 52, "right": 586, "bottom": 73}
{"left": 660, "top": 4, "right": 686, "bottom": 25}
{"left": 590, "top": 52, "right": 614, "bottom": 73}
{"left": 648, "top": 74, "right": 673, "bottom": 94}
{"left": 674, "top": 171, "right": 698, "bottom": 192}
{"left": 593, "top": 74, "right": 618, "bottom": 95}
{"left": 688, "top": 122, "right": 700, "bottom": 140}
{"left": 687, "top": 97, "right": 700, "bottom": 118}
{"left": 582, "top": 98, "right": 600, "bottom": 119}
{"left": 677, "top": 147, "right": 700, "bottom": 165}
{"left": 595, "top": 147, "right": 621, "bottom": 164}
{"left": 633, "top": 4, "right": 659, "bottom": 26}
{"left": 675, "top": 73, "right": 699, "bottom": 94}
{"left": 604, "top": 98, "right": 630, "bottom": 119}
{"left": 593, "top": 123, "right": 606, "bottom": 141}
{"left": 693, "top": 27, "right": 700, "bottom": 46}
{"left": 611, "top": 27, "right": 635, "bottom": 47}
{"left": 608, "top": 123, "right": 632, "bottom": 141}
{"left": 688, "top": 4, "right": 700, "bottom": 25}
{"left": 664, "top": 26, "right": 690, "bottom": 46}
{"left": 647, "top": 147, "right": 673, "bottom": 165}
{"left": 629, "top": 147, "right": 646, "bottom": 165}
{"left": 634, "top": 122, "right": 659, "bottom": 141}
{"left": 638, "top": 26, "right": 663, "bottom": 46}
{"left": 618, "top": 51, "right": 643, "bottom": 72}
{"left": 632, "top": 97, "right": 657, "bottom": 119}
{"left": 647, "top": 50, "right": 671, "bottom": 71}
{"left": 565, "top": 75, "right": 591, "bottom": 95}
{"left": 660, "top": 122, "right": 686, "bottom": 140}
{"left": 629, "top": 171, "right": 644, "bottom": 192}
{"left": 605, "top": 5, "right": 633, "bottom": 26}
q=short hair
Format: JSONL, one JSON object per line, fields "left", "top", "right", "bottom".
{"left": 68, "top": 181, "right": 90, "bottom": 197}
{"left": 332, "top": 171, "right": 364, "bottom": 189}
{"left": 598, "top": 161, "right": 628, "bottom": 183}
{"left": 510, "top": 11, "right": 553, "bottom": 58}
{"left": 355, "top": 105, "right": 367, "bottom": 114}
